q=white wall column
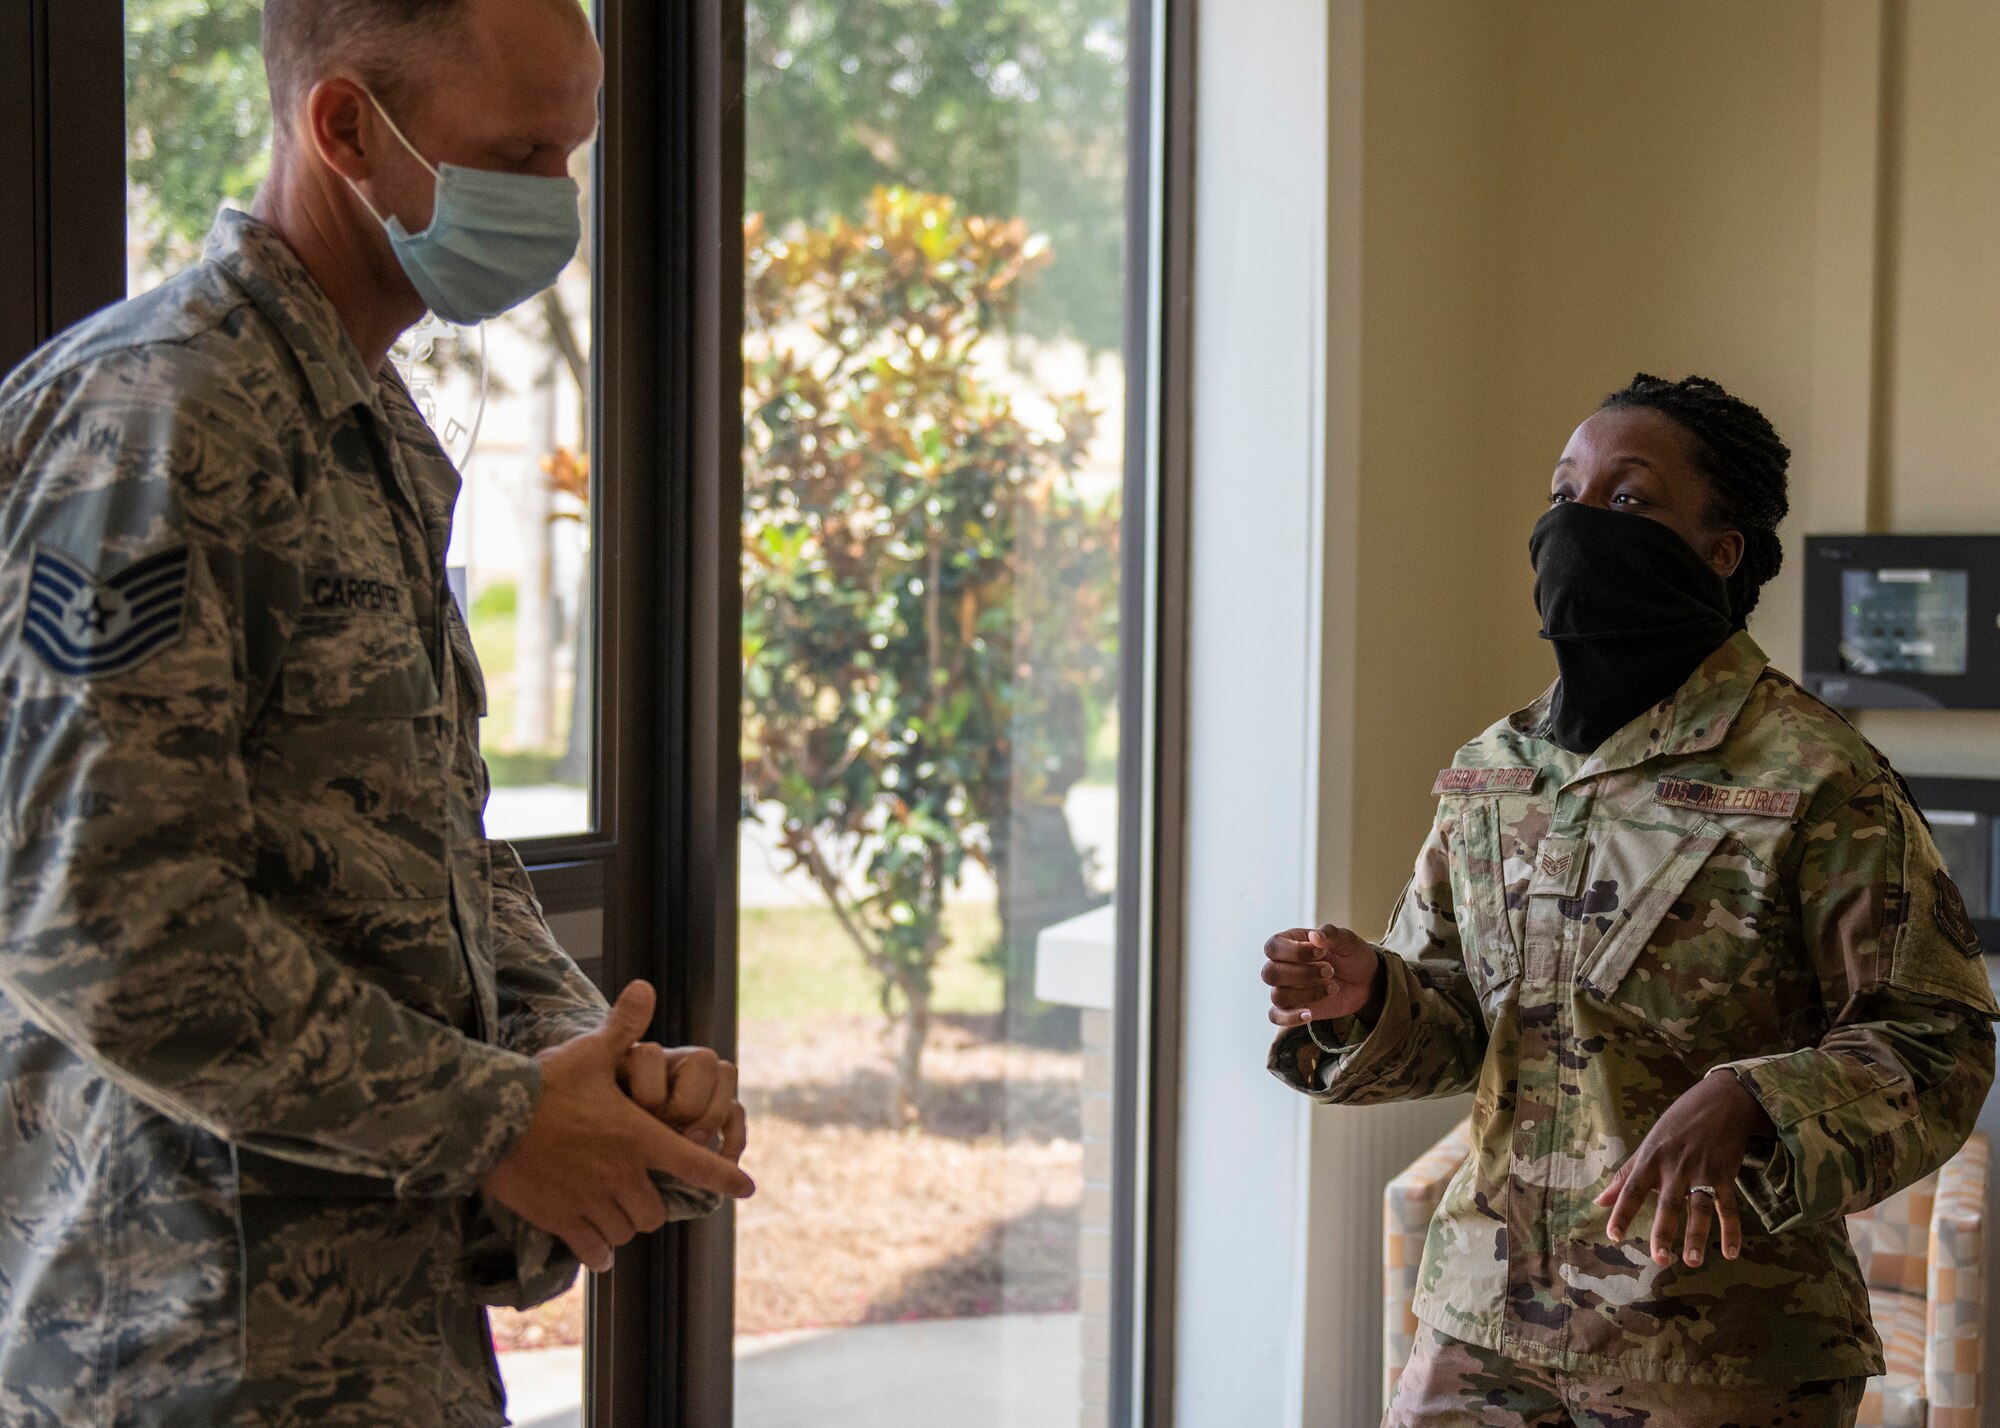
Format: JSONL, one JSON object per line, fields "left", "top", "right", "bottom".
{"left": 1172, "top": 0, "right": 1330, "bottom": 1420}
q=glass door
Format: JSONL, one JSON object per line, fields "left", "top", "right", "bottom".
{"left": 733, "top": 3, "right": 1151, "bottom": 1423}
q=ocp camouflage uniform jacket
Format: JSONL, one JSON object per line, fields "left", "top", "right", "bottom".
{"left": 1270, "top": 631, "right": 1999, "bottom": 1386}
{"left": 0, "top": 212, "right": 714, "bottom": 1428}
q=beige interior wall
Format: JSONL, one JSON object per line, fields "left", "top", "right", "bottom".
{"left": 1315, "top": 0, "right": 2000, "bottom": 1415}
{"left": 1860, "top": 0, "right": 2000, "bottom": 777}
{"left": 1323, "top": 0, "right": 1827, "bottom": 932}
{"left": 1326, "top": 0, "right": 1508, "bottom": 931}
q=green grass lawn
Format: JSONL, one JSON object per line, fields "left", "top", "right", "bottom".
{"left": 739, "top": 898, "right": 1003, "bottom": 1022}
{"left": 468, "top": 580, "right": 579, "bottom": 772}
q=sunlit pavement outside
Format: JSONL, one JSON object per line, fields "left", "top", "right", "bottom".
{"left": 496, "top": 1313, "right": 1080, "bottom": 1428}
{"left": 735, "top": 1313, "right": 1081, "bottom": 1428}
{"left": 496, "top": 1346, "right": 583, "bottom": 1428}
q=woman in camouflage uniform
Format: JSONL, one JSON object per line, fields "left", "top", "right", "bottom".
{"left": 1265, "top": 374, "right": 1999, "bottom": 1428}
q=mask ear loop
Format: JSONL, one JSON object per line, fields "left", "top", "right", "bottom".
{"left": 344, "top": 87, "right": 442, "bottom": 229}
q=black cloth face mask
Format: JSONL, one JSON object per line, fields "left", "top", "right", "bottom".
{"left": 1529, "top": 500, "right": 1736, "bottom": 755}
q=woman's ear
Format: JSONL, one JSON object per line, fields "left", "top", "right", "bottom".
{"left": 1707, "top": 529, "right": 1745, "bottom": 580}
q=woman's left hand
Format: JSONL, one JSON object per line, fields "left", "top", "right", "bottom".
{"left": 1594, "top": 1068, "right": 1776, "bottom": 1268}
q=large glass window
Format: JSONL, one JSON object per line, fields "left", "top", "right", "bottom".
{"left": 736, "top": 2, "right": 1134, "bottom": 1422}
{"left": 123, "top": 0, "right": 596, "bottom": 844}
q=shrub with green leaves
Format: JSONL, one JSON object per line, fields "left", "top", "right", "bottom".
{"left": 743, "top": 187, "right": 1119, "bottom": 1122}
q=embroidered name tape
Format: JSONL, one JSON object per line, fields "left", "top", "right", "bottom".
{"left": 1654, "top": 776, "right": 1800, "bottom": 819}
{"left": 1433, "top": 767, "right": 1537, "bottom": 796}
{"left": 309, "top": 573, "right": 408, "bottom": 616}
{"left": 22, "top": 544, "right": 190, "bottom": 678}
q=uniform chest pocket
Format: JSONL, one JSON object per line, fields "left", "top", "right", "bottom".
{"left": 1446, "top": 798, "right": 1528, "bottom": 994}
{"left": 1576, "top": 818, "right": 1802, "bottom": 1056}
{"left": 254, "top": 613, "right": 448, "bottom": 900}
{"left": 278, "top": 613, "right": 442, "bottom": 717}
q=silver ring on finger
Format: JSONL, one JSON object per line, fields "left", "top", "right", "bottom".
{"left": 1688, "top": 1185, "right": 1718, "bottom": 1200}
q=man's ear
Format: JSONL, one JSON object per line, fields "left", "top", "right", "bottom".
{"left": 1707, "top": 528, "right": 1745, "bottom": 580}
{"left": 305, "top": 77, "right": 375, "bottom": 186}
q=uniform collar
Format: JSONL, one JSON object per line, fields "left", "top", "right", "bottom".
{"left": 1510, "top": 629, "right": 1770, "bottom": 785}
{"left": 203, "top": 209, "right": 384, "bottom": 423}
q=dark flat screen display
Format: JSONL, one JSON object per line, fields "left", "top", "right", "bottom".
{"left": 1840, "top": 568, "right": 1970, "bottom": 676}
{"left": 1805, "top": 535, "right": 2000, "bottom": 710}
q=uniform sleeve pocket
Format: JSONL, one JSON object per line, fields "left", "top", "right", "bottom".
{"left": 277, "top": 614, "right": 442, "bottom": 718}
{"left": 1577, "top": 818, "right": 1730, "bottom": 1003}
{"left": 1886, "top": 802, "right": 2000, "bottom": 1017}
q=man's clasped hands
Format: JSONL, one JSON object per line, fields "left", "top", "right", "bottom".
{"left": 483, "top": 981, "right": 753, "bottom": 1272}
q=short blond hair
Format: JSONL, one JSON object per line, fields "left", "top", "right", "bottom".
{"left": 261, "top": 0, "right": 467, "bottom": 132}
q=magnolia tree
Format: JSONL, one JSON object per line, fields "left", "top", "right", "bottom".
{"left": 743, "top": 188, "right": 1120, "bottom": 1123}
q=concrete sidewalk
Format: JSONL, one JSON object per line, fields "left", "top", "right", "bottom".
{"left": 497, "top": 1312, "right": 1081, "bottom": 1428}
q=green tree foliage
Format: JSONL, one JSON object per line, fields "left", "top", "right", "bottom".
{"left": 742, "top": 189, "right": 1120, "bottom": 1122}
{"left": 746, "top": 0, "right": 1129, "bottom": 351}
{"left": 126, "top": 0, "right": 272, "bottom": 274}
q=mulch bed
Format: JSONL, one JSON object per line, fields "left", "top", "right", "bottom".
{"left": 491, "top": 1012, "right": 1084, "bottom": 1352}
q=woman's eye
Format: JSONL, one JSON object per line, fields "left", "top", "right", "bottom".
{"left": 1548, "top": 491, "right": 1572, "bottom": 505}
{"left": 1613, "top": 492, "right": 1645, "bottom": 508}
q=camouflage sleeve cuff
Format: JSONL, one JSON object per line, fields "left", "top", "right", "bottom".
{"left": 1723, "top": 1049, "right": 1912, "bottom": 1233}
{"left": 458, "top": 1171, "right": 722, "bottom": 1312}
{"left": 461, "top": 1194, "right": 583, "bottom": 1311}
{"left": 504, "top": 1007, "right": 608, "bottom": 1060}
{"left": 650, "top": 1169, "right": 725, "bottom": 1222}
{"left": 394, "top": 1046, "right": 545, "bottom": 1200}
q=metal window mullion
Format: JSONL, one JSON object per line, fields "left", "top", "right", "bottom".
{"left": 1112, "top": 0, "right": 1197, "bottom": 1425}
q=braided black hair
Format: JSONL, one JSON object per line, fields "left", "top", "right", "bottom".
{"left": 1599, "top": 373, "right": 1791, "bottom": 628}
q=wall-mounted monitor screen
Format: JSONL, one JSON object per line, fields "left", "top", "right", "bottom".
{"left": 1804, "top": 536, "right": 2000, "bottom": 709}
{"left": 1840, "top": 568, "right": 1971, "bottom": 676}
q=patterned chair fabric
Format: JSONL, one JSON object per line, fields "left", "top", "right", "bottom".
{"left": 1383, "top": 1122, "right": 1989, "bottom": 1424}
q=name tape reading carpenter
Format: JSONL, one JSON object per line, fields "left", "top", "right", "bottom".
{"left": 309, "top": 574, "right": 408, "bottom": 616}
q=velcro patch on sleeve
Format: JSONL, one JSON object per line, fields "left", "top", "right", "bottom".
{"left": 1653, "top": 777, "right": 1801, "bottom": 819}
{"left": 1433, "top": 766, "right": 1537, "bottom": 796}
{"left": 22, "top": 544, "right": 190, "bottom": 678}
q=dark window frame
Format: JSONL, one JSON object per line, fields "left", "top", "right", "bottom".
{"left": 0, "top": 0, "right": 126, "bottom": 370}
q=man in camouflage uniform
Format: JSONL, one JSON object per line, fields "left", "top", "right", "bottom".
{"left": 0, "top": 0, "right": 751, "bottom": 1424}
{"left": 1265, "top": 381, "right": 1999, "bottom": 1426}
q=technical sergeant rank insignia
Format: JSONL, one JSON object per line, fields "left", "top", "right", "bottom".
{"left": 22, "top": 544, "right": 191, "bottom": 678}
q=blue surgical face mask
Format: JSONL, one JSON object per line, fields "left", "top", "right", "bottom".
{"left": 347, "top": 90, "right": 583, "bottom": 326}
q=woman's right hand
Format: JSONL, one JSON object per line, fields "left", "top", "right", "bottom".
{"left": 1263, "top": 924, "right": 1384, "bottom": 1028}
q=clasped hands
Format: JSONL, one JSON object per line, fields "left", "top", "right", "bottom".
{"left": 1262, "top": 922, "right": 1776, "bottom": 1268}
{"left": 483, "top": 980, "right": 753, "bottom": 1273}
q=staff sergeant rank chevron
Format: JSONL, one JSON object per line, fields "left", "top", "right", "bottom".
{"left": 22, "top": 544, "right": 192, "bottom": 678}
